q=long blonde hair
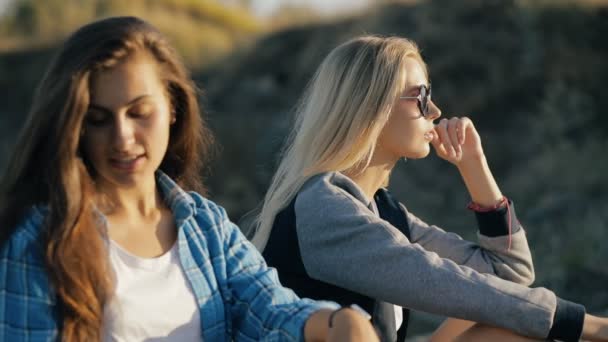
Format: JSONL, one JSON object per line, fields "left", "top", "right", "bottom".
{"left": 252, "top": 36, "right": 427, "bottom": 250}
{"left": 0, "top": 16, "right": 212, "bottom": 340}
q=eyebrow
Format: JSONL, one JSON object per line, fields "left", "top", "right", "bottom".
{"left": 88, "top": 94, "right": 151, "bottom": 113}
{"left": 402, "top": 83, "right": 430, "bottom": 94}
{"left": 406, "top": 83, "right": 429, "bottom": 90}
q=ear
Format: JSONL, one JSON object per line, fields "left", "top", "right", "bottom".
{"left": 171, "top": 110, "right": 176, "bottom": 124}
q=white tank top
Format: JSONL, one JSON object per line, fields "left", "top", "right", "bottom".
{"left": 102, "top": 240, "right": 202, "bottom": 341}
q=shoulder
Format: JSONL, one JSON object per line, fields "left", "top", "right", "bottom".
{"left": 188, "top": 191, "right": 229, "bottom": 221}
{"left": 157, "top": 171, "right": 228, "bottom": 225}
{"left": 300, "top": 172, "right": 366, "bottom": 199}
{"left": 1, "top": 206, "right": 56, "bottom": 312}
{"left": 185, "top": 191, "right": 238, "bottom": 244}
{"left": 297, "top": 172, "right": 370, "bottom": 212}
{"left": 2, "top": 206, "right": 48, "bottom": 263}
{"left": 294, "top": 173, "right": 381, "bottom": 238}
{"left": 185, "top": 192, "right": 253, "bottom": 262}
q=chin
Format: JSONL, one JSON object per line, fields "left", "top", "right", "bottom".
{"left": 403, "top": 146, "right": 431, "bottom": 159}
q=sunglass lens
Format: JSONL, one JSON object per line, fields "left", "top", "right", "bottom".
{"left": 420, "top": 86, "right": 428, "bottom": 116}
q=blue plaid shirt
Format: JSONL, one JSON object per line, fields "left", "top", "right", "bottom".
{"left": 0, "top": 172, "right": 337, "bottom": 341}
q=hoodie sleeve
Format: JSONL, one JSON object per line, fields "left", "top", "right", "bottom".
{"left": 405, "top": 201, "right": 535, "bottom": 286}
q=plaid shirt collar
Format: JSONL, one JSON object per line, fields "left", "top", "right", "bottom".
{"left": 155, "top": 170, "right": 197, "bottom": 225}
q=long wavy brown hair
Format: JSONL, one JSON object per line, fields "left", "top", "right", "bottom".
{"left": 0, "top": 16, "right": 213, "bottom": 340}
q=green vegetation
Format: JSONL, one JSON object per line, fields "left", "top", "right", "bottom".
{"left": 0, "top": 0, "right": 263, "bottom": 68}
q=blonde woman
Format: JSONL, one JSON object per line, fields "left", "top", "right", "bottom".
{"left": 251, "top": 36, "right": 608, "bottom": 341}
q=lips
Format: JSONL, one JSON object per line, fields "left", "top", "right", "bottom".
{"left": 109, "top": 154, "right": 145, "bottom": 171}
{"left": 423, "top": 131, "right": 435, "bottom": 141}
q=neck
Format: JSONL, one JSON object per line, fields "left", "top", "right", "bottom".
{"left": 343, "top": 152, "right": 397, "bottom": 201}
{"left": 96, "top": 176, "right": 162, "bottom": 219}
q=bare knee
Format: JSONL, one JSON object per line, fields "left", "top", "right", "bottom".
{"left": 453, "top": 324, "right": 543, "bottom": 342}
{"left": 430, "top": 318, "right": 477, "bottom": 342}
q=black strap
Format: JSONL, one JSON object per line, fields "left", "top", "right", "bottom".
{"left": 374, "top": 188, "right": 411, "bottom": 239}
{"left": 374, "top": 188, "right": 411, "bottom": 341}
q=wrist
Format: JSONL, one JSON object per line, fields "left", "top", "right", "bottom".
{"left": 455, "top": 152, "right": 486, "bottom": 170}
{"left": 467, "top": 196, "right": 508, "bottom": 212}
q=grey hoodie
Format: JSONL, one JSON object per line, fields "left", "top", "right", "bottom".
{"left": 291, "top": 171, "right": 584, "bottom": 340}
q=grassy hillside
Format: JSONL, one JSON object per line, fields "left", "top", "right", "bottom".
{"left": 0, "top": 0, "right": 262, "bottom": 68}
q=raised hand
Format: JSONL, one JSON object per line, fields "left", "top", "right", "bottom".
{"left": 430, "top": 116, "right": 504, "bottom": 207}
{"left": 431, "top": 116, "right": 484, "bottom": 165}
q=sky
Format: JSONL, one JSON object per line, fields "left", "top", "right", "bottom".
{"left": 0, "top": 0, "right": 9, "bottom": 14}
{"left": 248, "top": 0, "right": 371, "bottom": 17}
{"left": 0, "top": 0, "right": 372, "bottom": 17}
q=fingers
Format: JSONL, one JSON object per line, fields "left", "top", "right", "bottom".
{"left": 456, "top": 117, "right": 466, "bottom": 145}
{"left": 448, "top": 117, "right": 462, "bottom": 157}
{"left": 435, "top": 118, "right": 461, "bottom": 159}
{"left": 432, "top": 116, "right": 483, "bottom": 164}
{"left": 434, "top": 119, "right": 452, "bottom": 158}
{"left": 430, "top": 129, "right": 447, "bottom": 155}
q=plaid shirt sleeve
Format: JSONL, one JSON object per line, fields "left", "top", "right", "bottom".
{"left": 0, "top": 208, "right": 59, "bottom": 341}
{"left": 216, "top": 207, "right": 339, "bottom": 341}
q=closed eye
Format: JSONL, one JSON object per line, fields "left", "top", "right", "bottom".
{"left": 128, "top": 103, "right": 154, "bottom": 119}
{"left": 128, "top": 111, "right": 151, "bottom": 119}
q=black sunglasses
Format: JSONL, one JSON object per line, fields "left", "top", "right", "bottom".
{"left": 399, "top": 84, "right": 432, "bottom": 117}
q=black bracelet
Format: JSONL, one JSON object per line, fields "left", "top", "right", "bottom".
{"left": 328, "top": 307, "right": 350, "bottom": 328}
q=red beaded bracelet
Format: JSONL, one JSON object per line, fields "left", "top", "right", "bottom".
{"left": 467, "top": 196, "right": 513, "bottom": 251}
{"left": 467, "top": 196, "right": 508, "bottom": 212}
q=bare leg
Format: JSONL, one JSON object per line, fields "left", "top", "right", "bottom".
{"left": 429, "top": 320, "right": 544, "bottom": 342}
{"left": 454, "top": 324, "right": 543, "bottom": 342}
{"left": 429, "top": 318, "right": 476, "bottom": 342}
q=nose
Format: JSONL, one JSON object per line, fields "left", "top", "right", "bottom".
{"left": 426, "top": 100, "right": 441, "bottom": 121}
{"left": 112, "top": 116, "right": 135, "bottom": 151}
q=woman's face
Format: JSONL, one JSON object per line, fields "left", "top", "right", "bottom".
{"left": 82, "top": 52, "right": 173, "bottom": 191}
{"left": 376, "top": 57, "right": 441, "bottom": 162}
